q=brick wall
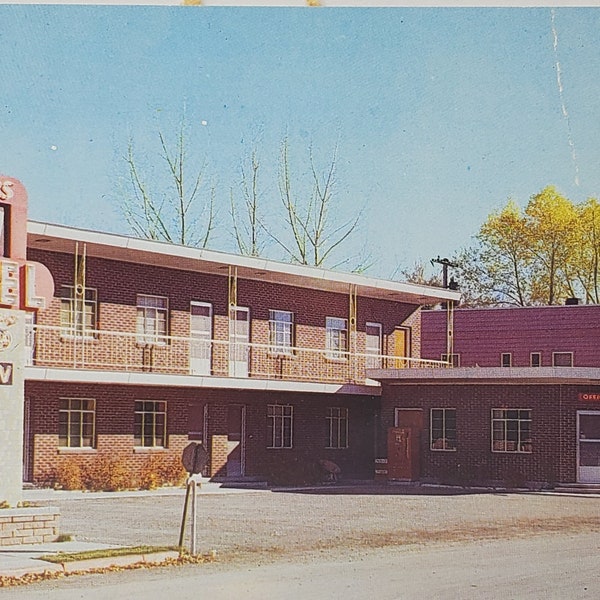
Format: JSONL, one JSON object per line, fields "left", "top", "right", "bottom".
{"left": 0, "top": 507, "right": 59, "bottom": 546}
{"left": 422, "top": 305, "right": 600, "bottom": 367}
{"left": 380, "top": 382, "right": 600, "bottom": 486}
{"left": 28, "top": 249, "right": 423, "bottom": 379}
{"left": 25, "top": 381, "right": 380, "bottom": 486}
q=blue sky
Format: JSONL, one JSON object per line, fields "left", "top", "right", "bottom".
{"left": 2, "top": 5, "right": 600, "bottom": 278}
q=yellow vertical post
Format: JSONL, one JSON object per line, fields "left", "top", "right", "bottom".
{"left": 228, "top": 266, "right": 238, "bottom": 373}
{"left": 446, "top": 299, "right": 454, "bottom": 367}
{"left": 349, "top": 284, "right": 357, "bottom": 381}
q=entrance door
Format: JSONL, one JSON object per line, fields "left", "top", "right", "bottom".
{"left": 390, "top": 327, "right": 410, "bottom": 368}
{"left": 227, "top": 404, "right": 246, "bottom": 478}
{"left": 578, "top": 411, "right": 600, "bottom": 483}
{"left": 229, "top": 307, "right": 249, "bottom": 377}
{"left": 190, "top": 302, "right": 212, "bottom": 375}
{"left": 387, "top": 409, "right": 423, "bottom": 480}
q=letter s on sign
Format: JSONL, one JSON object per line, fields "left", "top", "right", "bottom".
{"left": 0, "top": 181, "right": 14, "bottom": 201}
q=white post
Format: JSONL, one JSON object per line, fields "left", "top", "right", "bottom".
{"left": 190, "top": 477, "right": 197, "bottom": 556}
{"left": 0, "top": 309, "right": 26, "bottom": 507}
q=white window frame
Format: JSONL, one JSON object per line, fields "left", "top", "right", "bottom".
{"left": 325, "top": 317, "right": 348, "bottom": 361}
{"left": 501, "top": 352, "right": 512, "bottom": 368}
{"left": 60, "top": 285, "right": 98, "bottom": 339}
{"left": 365, "top": 322, "right": 382, "bottom": 368}
{"left": 441, "top": 353, "right": 460, "bottom": 367}
{"left": 267, "top": 404, "right": 293, "bottom": 449}
{"left": 59, "top": 398, "right": 96, "bottom": 448}
{"left": 136, "top": 294, "right": 168, "bottom": 346}
{"left": 269, "top": 310, "right": 294, "bottom": 355}
{"left": 553, "top": 351, "right": 573, "bottom": 367}
{"left": 530, "top": 352, "right": 542, "bottom": 367}
{"left": 134, "top": 400, "right": 167, "bottom": 448}
{"left": 491, "top": 408, "right": 532, "bottom": 453}
{"left": 430, "top": 408, "right": 457, "bottom": 451}
{"left": 326, "top": 407, "right": 349, "bottom": 449}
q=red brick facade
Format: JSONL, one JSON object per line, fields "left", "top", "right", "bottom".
{"left": 24, "top": 235, "right": 441, "bottom": 486}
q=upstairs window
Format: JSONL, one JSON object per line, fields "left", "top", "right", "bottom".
{"left": 553, "top": 352, "right": 573, "bottom": 367}
{"left": 441, "top": 353, "right": 460, "bottom": 367}
{"left": 530, "top": 352, "right": 541, "bottom": 367}
{"left": 136, "top": 295, "right": 168, "bottom": 345}
{"left": 60, "top": 285, "right": 98, "bottom": 338}
{"left": 269, "top": 310, "right": 294, "bottom": 355}
{"left": 501, "top": 353, "right": 512, "bottom": 368}
{"left": 326, "top": 317, "right": 348, "bottom": 360}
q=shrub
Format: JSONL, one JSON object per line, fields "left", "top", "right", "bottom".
{"left": 54, "top": 459, "right": 84, "bottom": 491}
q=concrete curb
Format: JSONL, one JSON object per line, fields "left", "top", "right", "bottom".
{"left": 0, "top": 547, "right": 181, "bottom": 579}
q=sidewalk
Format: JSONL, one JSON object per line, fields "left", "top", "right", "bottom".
{"left": 0, "top": 481, "right": 262, "bottom": 580}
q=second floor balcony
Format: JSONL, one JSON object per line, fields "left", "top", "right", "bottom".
{"left": 27, "top": 325, "right": 450, "bottom": 386}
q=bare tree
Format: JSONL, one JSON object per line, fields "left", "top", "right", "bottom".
{"left": 122, "top": 119, "right": 215, "bottom": 248}
{"left": 230, "top": 149, "right": 267, "bottom": 257}
{"left": 271, "top": 138, "right": 364, "bottom": 269}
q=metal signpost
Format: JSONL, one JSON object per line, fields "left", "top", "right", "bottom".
{"left": 179, "top": 442, "right": 210, "bottom": 555}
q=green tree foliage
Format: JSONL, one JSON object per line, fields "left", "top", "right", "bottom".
{"left": 454, "top": 186, "right": 600, "bottom": 306}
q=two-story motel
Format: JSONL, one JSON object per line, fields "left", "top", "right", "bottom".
{"left": 24, "top": 221, "right": 459, "bottom": 487}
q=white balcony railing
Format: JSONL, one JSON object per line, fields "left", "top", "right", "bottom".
{"left": 27, "top": 325, "right": 450, "bottom": 385}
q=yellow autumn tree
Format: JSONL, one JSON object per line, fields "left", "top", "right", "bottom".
{"left": 524, "top": 186, "right": 579, "bottom": 305}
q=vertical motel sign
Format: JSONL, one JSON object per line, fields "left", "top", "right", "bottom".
{"left": 0, "top": 176, "right": 54, "bottom": 506}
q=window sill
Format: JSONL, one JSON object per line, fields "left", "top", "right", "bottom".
{"left": 133, "top": 446, "right": 167, "bottom": 453}
{"left": 58, "top": 447, "right": 96, "bottom": 454}
{"left": 267, "top": 446, "right": 293, "bottom": 450}
{"left": 430, "top": 448, "right": 457, "bottom": 452}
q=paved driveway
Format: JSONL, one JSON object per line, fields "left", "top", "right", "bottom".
{"left": 26, "top": 484, "right": 600, "bottom": 560}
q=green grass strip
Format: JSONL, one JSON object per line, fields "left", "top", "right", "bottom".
{"left": 39, "top": 545, "right": 180, "bottom": 563}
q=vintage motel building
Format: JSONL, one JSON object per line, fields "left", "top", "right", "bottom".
{"left": 368, "top": 305, "right": 600, "bottom": 489}
{"left": 22, "top": 217, "right": 459, "bottom": 487}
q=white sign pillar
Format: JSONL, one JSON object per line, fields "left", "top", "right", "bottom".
{"left": 0, "top": 308, "right": 25, "bottom": 506}
{"left": 0, "top": 176, "right": 54, "bottom": 507}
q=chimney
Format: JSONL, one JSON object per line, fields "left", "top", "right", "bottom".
{"left": 565, "top": 297, "right": 581, "bottom": 305}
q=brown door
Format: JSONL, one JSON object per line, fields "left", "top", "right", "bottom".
{"left": 387, "top": 409, "right": 423, "bottom": 480}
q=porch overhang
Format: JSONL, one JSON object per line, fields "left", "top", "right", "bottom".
{"left": 25, "top": 367, "right": 382, "bottom": 396}
{"left": 367, "top": 366, "right": 600, "bottom": 385}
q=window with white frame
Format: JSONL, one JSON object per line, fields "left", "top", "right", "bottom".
{"left": 501, "top": 353, "right": 512, "bottom": 367}
{"left": 325, "top": 317, "right": 348, "bottom": 360}
{"left": 326, "top": 407, "right": 349, "bottom": 449}
{"left": 134, "top": 400, "right": 167, "bottom": 447}
{"left": 60, "top": 285, "right": 98, "bottom": 338}
{"left": 492, "top": 409, "right": 532, "bottom": 453}
{"left": 59, "top": 398, "right": 96, "bottom": 448}
{"left": 365, "top": 322, "right": 382, "bottom": 368}
{"left": 269, "top": 310, "right": 294, "bottom": 355}
{"left": 441, "top": 353, "right": 460, "bottom": 367}
{"left": 430, "top": 408, "right": 456, "bottom": 451}
{"left": 530, "top": 352, "right": 541, "bottom": 367}
{"left": 553, "top": 351, "right": 573, "bottom": 367}
{"left": 267, "top": 404, "right": 293, "bottom": 448}
{"left": 136, "top": 295, "right": 168, "bottom": 345}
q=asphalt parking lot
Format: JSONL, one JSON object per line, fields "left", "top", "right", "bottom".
{"left": 26, "top": 483, "right": 600, "bottom": 562}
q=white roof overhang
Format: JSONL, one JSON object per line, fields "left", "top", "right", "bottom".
{"left": 28, "top": 221, "right": 461, "bottom": 305}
